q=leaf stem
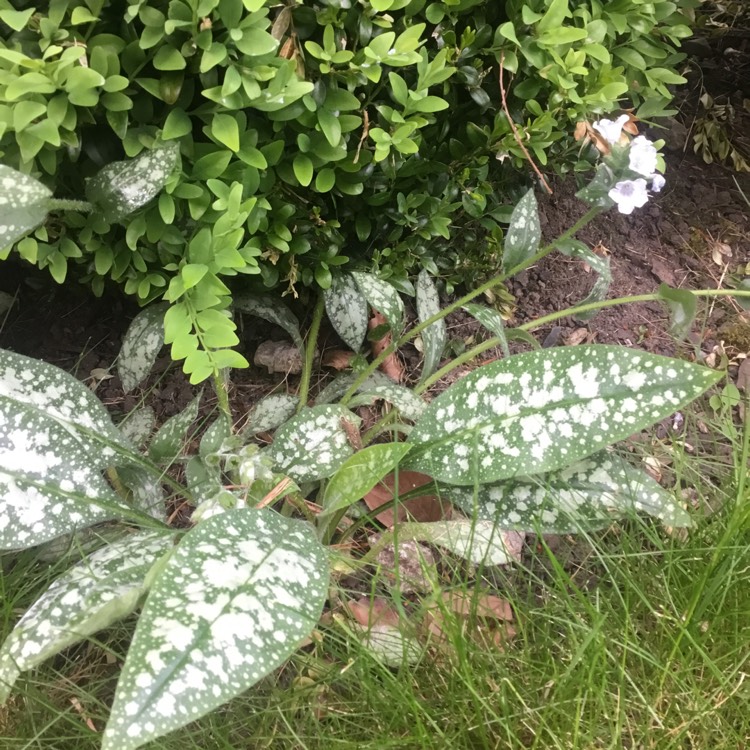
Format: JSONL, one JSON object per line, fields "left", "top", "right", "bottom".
{"left": 341, "top": 206, "right": 602, "bottom": 404}
{"left": 212, "top": 370, "right": 231, "bottom": 420}
{"left": 297, "top": 293, "right": 324, "bottom": 411}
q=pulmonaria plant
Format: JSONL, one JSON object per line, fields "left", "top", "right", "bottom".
{"left": 0, "top": 169, "right": 734, "bottom": 750}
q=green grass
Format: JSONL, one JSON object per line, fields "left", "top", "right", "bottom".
{"left": 2, "top": 402, "right": 749, "bottom": 750}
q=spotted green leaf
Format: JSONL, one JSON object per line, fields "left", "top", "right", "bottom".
{"left": 416, "top": 270, "right": 445, "bottom": 381}
{"left": 322, "top": 443, "right": 412, "bottom": 517}
{"left": 502, "top": 189, "right": 541, "bottom": 273}
{"left": 557, "top": 240, "right": 612, "bottom": 321}
{"left": 103, "top": 509, "right": 328, "bottom": 750}
{"left": 0, "top": 348, "right": 140, "bottom": 550}
{"left": 118, "top": 304, "right": 167, "bottom": 393}
{"left": 85, "top": 142, "right": 180, "bottom": 223}
{"left": 406, "top": 345, "right": 721, "bottom": 485}
{"left": 348, "top": 378, "right": 427, "bottom": 421}
{"left": 268, "top": 404, "right": 360, "bottom": 482}
{"left": 658, "top": 284, "right": 697, "bottom": 341}
{"left": 461, "top": 303, "right": 510, "bottom": 358}
{"left": 445, "top": 451, "right": 691, "bottom": 533}
{"left": 119, "top": 406, "right": 156, "bottom": 448}
{"left": 148, "top": 393, "right": 201, "bottom": 464}
{"left": 352, "top": 272, "right": 405, "bottom": 335}
{"left": 234, "top": 294, "right": 304, "bottom": 352}
{"left": 0, "top": 165, "right": 53, "bottom": 249}
{"left": 241, "top": 393, "right": 299, "bottom": 436}
{"left": 0, "top": 530, "right": 174, "bottom": 705}
{"left": 399, "top": 520, "right": 518, "bottom": 565}
{"left": 324, "top": 273, "right": 368, "bottom": 351}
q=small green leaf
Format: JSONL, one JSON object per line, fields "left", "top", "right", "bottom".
{"left": 416, "top": 270, "right": 445, "bottom": 381}
{"left": 211, "top": 113, "right": 240, "bottom": 152}
{"left": 658, "top": 284, "right": 696, "bottom": 340}
{"left": 0, "top": 8, "right": 34, "bottom": 31}
{"left": 557, "top": 240, "right": 612, "bottom": 321}
{"left": 734, "top": 279, "right": 750, "bottom": 311}
{"left": 322, "top": 444, "right": 412, "bottom": 517}
{"left": 293, "top": 154, "right": 314, "bottom": 187}
{"left": 0, "top": 530, "right": 174, "bottom": 705}
{"left": 324, "top": 273, "right": 368, "bottom": 351}
{"left": 352, "top": 272, "right": 405, "bottom": 336}
{"left": 118, "top": 304, "right": 167, "bottom": 393}
{"left": 406, "top": 345, "right": 722, "bottom": 485}
{"left": 503, "top": 189, "right": 541, "bottom": 273}
{"left": 0, "top": 165, "right": 53, "bottom": 249}
{"left": 153, "top": 45, "right": 186, "bottom": 70}
{"left": 446, "top": 451, "right": 692, "bottom": 533}
{"left": 268, "top": 404, "right": 360, "bottom": 482}
{"left": 241, "top": 393, "right": 299, "bottom": 435}
{"left": 86, "top": 142, "right": 180, "bottom": 223}
{"left": 103, "top": 509, "right": 328, "bottom": 750}
{"left": 148, "top": 393, "right": 201, "bottom": 464}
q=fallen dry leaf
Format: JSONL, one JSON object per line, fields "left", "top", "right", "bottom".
{"left": 710, "top": 240, "right": 732, "bottom": 267}
{"left": 564, "top": 328, "right": 589, "bottom": 346}
{"left": 373, "top": 539, "right": 437, "bottom": 594}
{"left": 369, "top": 311, "right": 404, "bottom": 382}
{"left": 347, "top": 596, "right": 402, "bottom": 630}
{"left": 363, "top": 470, "right": 451, "bottom": 526}
{"left": 441, "top": 591, "right": 513, "bottom": 621}
{"left": 322, "top": 349, "right": 355, "bottom": 370}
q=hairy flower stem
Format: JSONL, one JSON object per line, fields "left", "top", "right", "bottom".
{"left": 47, "top": 199, "right": 94, "bottom": 212}
{"left": 297, "top": 293, "right": 325, "bottom": 412}
{"left": 418, "top": 288, "right": 750, "bottom": 393}
{"left": 340, "top": 206, "right": 602, "bottom": 404}
{"left": 213, "top": 370, "right": 231, "bottom": 420}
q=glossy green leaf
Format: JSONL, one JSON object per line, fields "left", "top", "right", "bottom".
{"left": 103, "top": 509, "right": 328, "bottom": 750}
{"left": 118, "top": 304, "right": 167, "bottom": 393}
{"left": 235, "top": 294, "right": 304, "bottom": 352}
{"left": 416, "top": 270, "right": 445, "bottom": 381}
{"left": 322, "top": 443, "right": 412, "bottom": 517}
{"left": 268, "top": 404, "right": 360, "bottom": 482}
{"left": 324, "top": 273, "right": 368, "bottom": 351}
{"left": 406, "top": 345, "right": 721, "bottom": 485}
{"left": 502, "top": 189, "right": 541, "bottom": 273}
{"left": 293, "top": 154, "right": 314, "bottom": 187}
{"left": 0, "top": 348, "right": 138, "bottom": 550}
{"left": 352, "top": 272, "right": 405, "bottom": 335}
{"left": 446, "top": 451, "right": 691, "bottom": 533}
{"left": 148, "top": 394, "right": 201, "bottom": 464}
{"left": 0, "top": 530, "right": 174, "bottom": 705}
{"left": 658, "top": 284, "right": 697, "bottom": 340}
{"left": 86, "top": 142, "right": 180, "bottom": 223}
{"left": 0, "top": 165, "right": 53, "bottom": 249}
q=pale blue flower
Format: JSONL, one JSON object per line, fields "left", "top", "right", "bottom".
{"left": 650, "top": 174, "right": 666, "bottom": 193}
{"left": 609, "top": 179, "right": 649, "bottom": 215}
{"left": 628, "top": 136, "right": 658, "bottom": 176}
{"left": 593, "top": 115, "right": 629, "bottom": 145}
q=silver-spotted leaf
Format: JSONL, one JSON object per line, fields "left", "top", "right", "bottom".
{"left": 324, "top": 273, "right": 369, "bottom": 351}
{"left": 241, "top": 393, "right": 299, "bottom": 436}
{"left": 103, "top": 509, "right": 328, "bottom": 750}
{"left": 0, "top": 529, "right": 174, "bottom": 705}
{"left": 399, "top": 520, "right": 518, "bottom": 565}
{"left": 86, "top": 142, "right": 180, "bottom": 223}
{"left": 268, "top": 404, "right": 360, "bottom": 482}
{"left": 445, "top": 451, "right": 691, "bottom": 533}
{"left": 502, "top": 189, "right": 541, "bottom": 273}
{"left": 118, "top": 304, "right": 167, "bottom": 393}
{"left": 0, "top": 349, "right": 139, "bottom": 549}
{"left": 416, "top": 270, "right": 446, "bottom": 381}
{"left": 234, "top": 294, "right": 303, "bottom": 352}
{"left": 557, "top": 240, "right": 612, "bottom": 321}
{"left": 658, "top": 284, "right": 697, "bottom": 341}
{"left": 351, "top": 272, "right": 405, "bottom": 335}
{"left": 461, "top": 303, "right": 510, "bottom": 357}
{"left": 119, "top": 406, "right": 156, "bottom": 448}
{"left": 116, "top": 465, "right": 166, "bottom": 520}
{"left": 148, "top": 393, "right": 201, "bottom": 464}
{"left": 406, "top": 345, "right": 721, "bottom": 485}
{"left": 322, "top": 443, "right": 412, "bottom": 517}
{"left": 0, "top": 165, "right": 53, "bottom": 248}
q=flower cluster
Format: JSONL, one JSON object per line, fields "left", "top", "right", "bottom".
{"left": 592, "top": 116, "right": 666, "bottom": 215}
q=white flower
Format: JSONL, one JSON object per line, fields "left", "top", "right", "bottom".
{"left": 609, "top": 179, "right": 649, "bottom": 215}
{"left": 592, "top": 114, "right": 629, "bottom": 145}
{"left": 650, "top": 174, "right": 666, "bottom": 193}
{"left": 628, "top": 136, "right": 658, "bottom": 176}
